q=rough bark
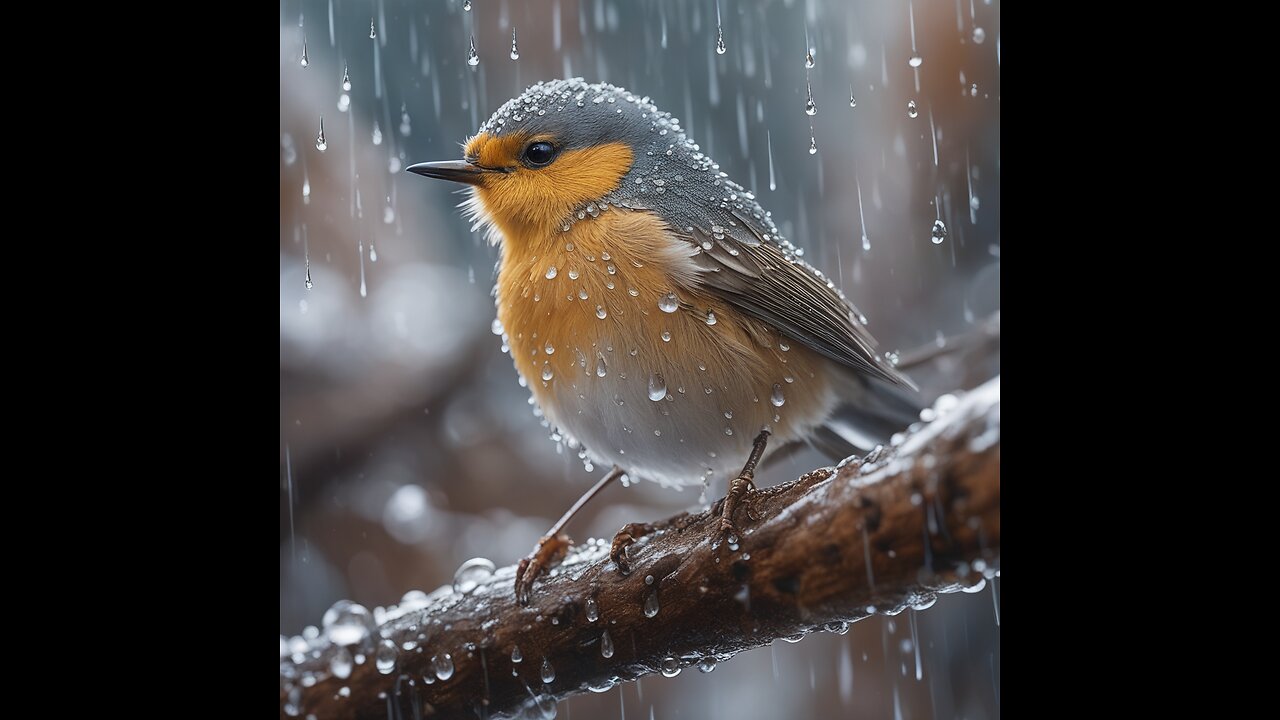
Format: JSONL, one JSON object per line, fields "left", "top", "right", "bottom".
{"left": 281, "top": 376, "right": 1000, "bottom": 720}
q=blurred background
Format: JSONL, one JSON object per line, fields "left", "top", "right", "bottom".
{"left": 280, "top": 0, "right": 999, "bottom": 717}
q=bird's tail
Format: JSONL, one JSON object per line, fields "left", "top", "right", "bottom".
{"left": 816, "top": 373, "right": 924, "bottom": 458}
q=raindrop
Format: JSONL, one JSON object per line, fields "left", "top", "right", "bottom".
{"left": 399, "top": 104, "right": 411, "bottom": 136}
{"left": 323, "top": 600, "right": 376, "bottom": 646}
{"left": 661, "top": 330, "right": 672, "bottom": 343}
{"left": 544, "top": 342, "right": 555, "bottom": 355}
{"left": 302, "top": 176, "right": 311, "bottom": 205}
{"left": 907, "top": 100, "right": 919, "bottom": 119}
{"left": 973, "top": 27, "right": 986, "bottom": 44}
{"left": 376, "top": 640, "right": 397, "bottom": 674}
{"left": 467, "top": 35, "right": 480, "bottom": 66}
{"left": 931, "top": 219, "right": 948, "bottom": 244}
{"left": 464, "top": 0, "right": 472, "bottom": 10}
{"left": 716, "top": 26, "right": 726, "bottom": 55}
{"left": 771, "top": 384, "right": 785, "bottom": 407}
{"left": 805, "top": 82, "right": 817, "bottom": 116}
{"left": 808, "top": 131, "right": 818, "bottom": 155}
{"left": 284, "top": 686, "right": 301, "bottom": 716}
{"left": 596, "top": 305, "right": 608, "bottom": 320}
{"left": 512, "top": 645, "right": 523, "bottom": 663}
{"left": 826, "top": 621, "right": 850, "bottom": 635}
{"left": 647, "top": 373, "right": 667, "bottom": 402}
{"left": 586, "top": 597, "right": 600, "bottom": 622}
{"left": 849, "top": 87, "right": 857, "bottom": 108}
{"left": 315, "top": 117, "right": 327, "bottom": 152}
{"left": 541, "top": 658, "right": 556, "bottom": 684}
{"left": 510, "top": 28, "right": 520, "bottom": 60}
{"left": 453, "top": 557, "right": 496, "bottom": 593}
{"left": 698, "top": 656, "right": 718, "bottom": 673}
{"left": 908, "top": 53, "right": 923, "bottom": 68}
{"left": 767, "top": 131, "right": 777, "bottom": 191}
{"left": 369, "top": 18, "right": 376, "bottom": 39}
{"left": 433, "top": 653, "right": 455, "bottom": 681}
{"left": 595, "top": 355, "right": 608, "bottom": 377}
{"left": 372, "top": 121, "right": 383, "bottom": 146}
{"left": 643, "top": 589, "right": 660, "bottom": 617}
{"left": 600, "top": 629, "right": 615, "bottom": 658}
{"left": 661, "top": 657, "right": 681, "bottom": 677}
{"left": 300, "top": 36, "right": 309, "bottom": 67}
{"left": 705, "top": 310, "right": 717, "bottom": 325}
{"left": 542, "top": 365, "right": 555, "bottom": 381}
{"left": 305, "top": 267, "right": 313, "bottom": 290}
{"left": 545, "top": 266, "right": 558, "bottom": 279}
{"left": 971, "top": 83, "right": 979, "bottom": 97}
{"left": 342, "top": 65, "right": 351, "bottom": 91}
{"left": 805, "top": 48, "right": 816, "bottom": 69}
{"left": 330, "top": 647, "right": 353, "bottom": 679}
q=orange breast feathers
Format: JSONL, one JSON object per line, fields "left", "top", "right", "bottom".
{"left": 494, "top": 208, "right": 833, "bottom": 443}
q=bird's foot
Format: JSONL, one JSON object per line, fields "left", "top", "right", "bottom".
{"left": 609, "top": 512, "right": 693, "bottom": 575}
{"left": 715, "top": 474, "right": 757, "bottom": 547}
{"left": 514, "top": 532, "right": 571, "bottom": 606}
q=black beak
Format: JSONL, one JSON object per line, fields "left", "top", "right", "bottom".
{"left": 405, "top": 160, "right": 488, "bottom": 186}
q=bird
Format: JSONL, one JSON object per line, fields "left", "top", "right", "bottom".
{"left": 407, "top": 79, "right": 919, "bottom": 605}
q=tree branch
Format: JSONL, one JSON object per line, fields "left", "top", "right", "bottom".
{"left": 280, "top": 376, "right": 1000, "bottom": 720}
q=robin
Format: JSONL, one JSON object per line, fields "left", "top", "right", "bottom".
{"left": 408, "top": 79, "right": 919, "bottom": 605}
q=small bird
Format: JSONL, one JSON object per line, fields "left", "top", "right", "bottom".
{"left": 408, "top": 79, "right": 918, "bottom": 604}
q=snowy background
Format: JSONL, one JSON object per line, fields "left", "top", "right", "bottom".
{"left": 280, "top": 0, "right": 999, "bottom": 716}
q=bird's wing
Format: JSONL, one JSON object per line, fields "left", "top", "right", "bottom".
{"left": 672, "top": 204, "right": 914, "bottom": 390}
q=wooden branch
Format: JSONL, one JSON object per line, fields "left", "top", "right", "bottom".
{"left": 280, "top": 376, "right": 1000, "bottom": 720}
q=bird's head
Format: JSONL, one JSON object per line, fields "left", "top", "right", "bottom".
{"left": 408, "top": 78, "right": 717, "bottom": 247}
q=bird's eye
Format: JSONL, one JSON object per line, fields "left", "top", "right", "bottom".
{"left": 523, "top": 141, "right": 557, "bottom": 167}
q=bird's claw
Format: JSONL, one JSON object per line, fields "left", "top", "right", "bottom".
{"left": 514, "top": 532, "right": 571, "bottom": 606}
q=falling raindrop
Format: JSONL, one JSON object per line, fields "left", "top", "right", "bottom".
{"left": 541, "top": 658, "right": 556, "bottom": 684}
{"left": 931, "top": 219, "right": 948, "bottom": 244}
{"left": 808, "top": 131, "right": 818, "bottom": 155}
{"left": 369, "top": 18, "right": 376, "bottom": 39}
{"left": 658, "top": 292, "right": 678, "bottom": 313}
{"left": 464, "top": 0, "right": 472, "bottom": 10}
{"left": 973, "top": 27, "right": 986, "bottom": 44}
{"left": 971, "top": 83, "right": 979, "bottom": 97}
{"left": 805, "top": 82, "right": 817, "bottom": 116}
{"left": 767, "top": 131, "right": 777, "bottom": 191}
{"left": 600, "top": 629, "right": 615, "bottom": 658}
{"left": 453, "top": 557, "right": 496, "bottom": 593}
{"left": 467, "top": 35, "right": 480, "bottom": 66}
{"left": 805, "top": 48, "right": 816, "bottom": 69}
{"left": 908, "top": 53, "right": 923, "bottom": 68}
{"left": 907, "top": 100, "right": 919, "bottom": 118}
{"left": 510, "top": 27, "right": 520, "bottom": 60}
{"left": 586, "top": 597, "right": 600, "bottom": 622}
{"left": 849, "top": 87, "right": 857, "bottom": 108}
{"left": 643, "top": 589, "right": 660, "bottom": 617}
{"left": 300, "top": 35, "right": 309, "bottom": 67}
{"left": 372, "top": 121, "right": 383, "bottom": 146}
{"left": 661, "top": 657, "right": 681, "bottom": 677}
{"left": 305, "top": 266, "right": 313, "bottom": 290}
{"left": 342, "top": 65, "right": 351, "bottom": 91}
{"left": 433, "top": 653, "right": 455, "bottom": 681}
{"left": 315, "top": 117, "right": 327, "bottom": 152}
{"left": 375, "top": 640, "right": 398, "bottom": 674}
{"left": 399, "top": 104, "right": 411, "bottom": 136}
